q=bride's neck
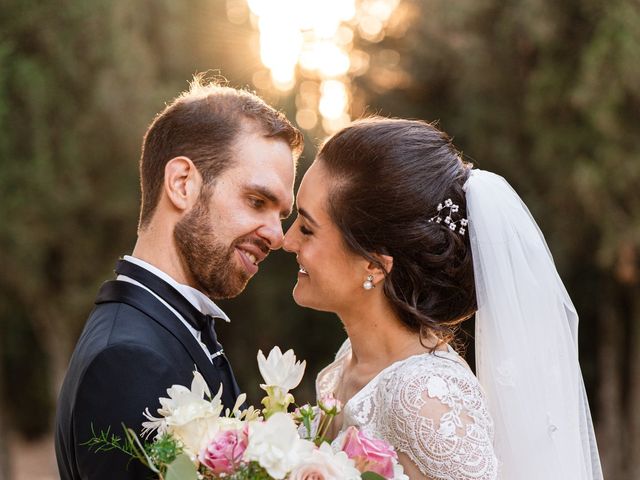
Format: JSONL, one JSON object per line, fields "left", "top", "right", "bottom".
{"left": 338, "top": 295, "right": 428, "bottom": 369}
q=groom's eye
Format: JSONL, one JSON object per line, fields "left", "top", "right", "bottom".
{"left": 300, "top": 225, "right": 313, "bottom": 236}
{"left": 248, "top": 197, "right": 265, "bottom": 209}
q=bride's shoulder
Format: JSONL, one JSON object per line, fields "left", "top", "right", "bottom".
{"left": 381, "top": 350, "right": 484, "bottom": 398}
{"left": 374, "top": 352, "right": 497, "bottom": 480}
{"left": 393, "top": 348, "right": 471, "bottom": 373}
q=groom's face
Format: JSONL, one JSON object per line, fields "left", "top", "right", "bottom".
{"left": 174, "top": 128, "right": 295, "bottom": 299}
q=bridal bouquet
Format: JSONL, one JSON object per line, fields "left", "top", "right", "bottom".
{"left": 86, "top": 347, "right": 408, "bottom": 480}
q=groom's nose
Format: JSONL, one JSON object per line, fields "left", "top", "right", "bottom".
{"left": 257, "top": 221, "right": 285, "bottom": 250}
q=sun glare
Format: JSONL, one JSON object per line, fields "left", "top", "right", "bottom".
{"left": 238, "top": 0, "right": 402, "bottom": 132}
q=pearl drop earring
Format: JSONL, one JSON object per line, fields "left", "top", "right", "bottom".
{"left": 363, "top": 275, "right": 375, "bottom": 290}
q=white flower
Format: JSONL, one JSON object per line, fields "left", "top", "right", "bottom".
{"left": 214, "top": 415, "right": 245, "bottom": 432}
{"left": 289, "top": 442, "right": 361, "bottom": 480}
{"left": 141, "top": 370, "right": 224, "bottom": 456}
{"left": 224, "top": 393, "right": 262, "bottom": 421}
{"left": 393, "top": 462, "right": 410, "bottom": 480}
{"left": 257, "top": 346, "right": 306, "bottom": 391}
{"left": 445, "top": 199, "right": 453, "bottom": 207}
{"left": 244, "top": 412, "right": 314, "bottom": 479}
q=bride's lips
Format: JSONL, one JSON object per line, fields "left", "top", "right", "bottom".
{"left": 297, "top": 264, "right": 309, "bottom": 278}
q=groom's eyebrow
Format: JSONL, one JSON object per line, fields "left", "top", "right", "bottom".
{"left": 298, "top": 208, "right": 319, "bottom": 227}
{"left": 248, "top": 184, "right": 292, "bottom": 219}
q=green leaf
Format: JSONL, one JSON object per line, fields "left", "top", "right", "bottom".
{"left": 361, "top": 472, "right": 386, "bottom": 480}
{"left": 165, "top": 454, "right": 198, "bottom": 480}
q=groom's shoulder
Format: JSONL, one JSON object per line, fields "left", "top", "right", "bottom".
{"left": 59, "top": 301, "right": 185, "bottom": 414}
{"left": 85, "top": 288, "right": 175, "bottom": 341}
{"left": 67, "top": 302, "right": 165, "bottom": 370}
{"left": 65, "top": 299, "right": 181, "bottom": 381}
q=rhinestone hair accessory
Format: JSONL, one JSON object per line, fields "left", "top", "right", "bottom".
{"left": 428, "top": 198, "right": 469, "bottom": 235}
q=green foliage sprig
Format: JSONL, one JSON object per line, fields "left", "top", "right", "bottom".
{"left": 82, "top": 423, "right": 186, "bottom": 477}
{"left": 82, "top": 424, "right": 135, "bottom": 456}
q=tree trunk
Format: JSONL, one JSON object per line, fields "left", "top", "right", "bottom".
{"left": 0, "top": 323, "right": 11, "bottom": 480}
{"left": 597, "top": 287, "right": 624, "bottom": 479}
{"left": 31, "top": 303, "right": 74, "bottom": 429}
{"left": 628, "top": 285, "right": 640, "bottom": 480}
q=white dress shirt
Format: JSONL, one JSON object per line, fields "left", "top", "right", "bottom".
{"left": 116, "top": 255, "right": 230, "bottom": 362}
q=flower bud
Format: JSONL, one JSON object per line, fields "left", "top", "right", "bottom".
{"left": 318, "top": 393, "right": 342, "bottom": 416}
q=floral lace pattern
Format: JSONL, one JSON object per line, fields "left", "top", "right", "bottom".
{"left": 317, "top": 340, "right": 498, "bottom": 480}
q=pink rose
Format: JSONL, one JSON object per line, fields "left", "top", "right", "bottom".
{"left": 341, "top": 426, "right": 398, "bottom": 479}
{"left": 289, "top": 442, "right": 361, "bottom": 480}
{"left": 199, "top": 428, "right": 247, "bottom": 474}
{"left": 289, "top": 462, "right": 332, "bottom": 480}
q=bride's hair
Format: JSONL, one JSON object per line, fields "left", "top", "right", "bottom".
{"left": 318, "top": 117, "right": 475, "bottom": 346}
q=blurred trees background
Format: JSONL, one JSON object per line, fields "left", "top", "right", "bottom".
{"left": 1, "top": 0, "right": 638, "bottom": 478}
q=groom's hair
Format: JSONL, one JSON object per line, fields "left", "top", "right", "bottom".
{"left": 137, "top": 74, "right": 303, "bottom": 230}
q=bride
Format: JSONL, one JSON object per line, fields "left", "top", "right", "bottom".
{"left": 282, "top": 118, "right": 603, "bottom": 479}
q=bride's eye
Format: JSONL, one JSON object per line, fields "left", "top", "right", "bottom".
{"left": 300, "top": 225, "right": 313, "bottom": 236}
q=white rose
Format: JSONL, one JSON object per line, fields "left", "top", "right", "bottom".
{"left": 169, "top": 414, "right": 220, "bottom": 457}
{"left": 172, "top": 414, "right": 248, "bottom": 458}
{"left": 215, "top": 416, "right": 244, "bottom": 432}
{"left": 257, "top": 347, "right": 306, "bottom": 391}
{"left": 289, "top": 442, "right": 361, "bottom": 480}
{"left": 244, "top": 412, "right": 314, "bottom": 479}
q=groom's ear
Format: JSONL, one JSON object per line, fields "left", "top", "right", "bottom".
{"left": 164, "top": 156, "right": 202, "bottom": 212}
{"left": 365, "top": 254, "right": 394, "bottom": 285}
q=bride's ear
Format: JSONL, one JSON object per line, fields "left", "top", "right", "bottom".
{"left": 365, "top": 254, "right": 393, "bottom": 285}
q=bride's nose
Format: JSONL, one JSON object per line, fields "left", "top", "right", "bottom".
{"left": 282, "top": 225, "right": 298, "bottom": 253}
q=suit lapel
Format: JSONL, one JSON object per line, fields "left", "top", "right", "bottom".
{"left": 95, "top": 281, "right": 231, "bottom": 400}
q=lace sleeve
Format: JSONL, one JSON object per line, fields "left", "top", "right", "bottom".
{"left": 380, "top": 357, "right": 498, "bottom": 480}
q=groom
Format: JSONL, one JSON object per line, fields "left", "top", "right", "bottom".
{"left": 55, "top": 78, "right": 303, "bottom": 480}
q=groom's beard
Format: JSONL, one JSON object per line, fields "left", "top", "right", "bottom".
{"left": 174, "top": 200, "right": 250, "bottom": 300}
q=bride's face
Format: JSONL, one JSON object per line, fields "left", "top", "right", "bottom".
{"left": 283, "top": 161, "right": 370, "bottom": 313}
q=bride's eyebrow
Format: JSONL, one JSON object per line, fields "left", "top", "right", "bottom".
{"left": 298, "top": 208, "right": 319, "bottom": 227}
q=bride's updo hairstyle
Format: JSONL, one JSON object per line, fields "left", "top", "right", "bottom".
{"left": 317, "top": 117, "right": 475, "bottom": 344}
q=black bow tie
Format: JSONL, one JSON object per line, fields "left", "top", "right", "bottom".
{"left": 114, "top": 259, "right": 225, "bottom": 362}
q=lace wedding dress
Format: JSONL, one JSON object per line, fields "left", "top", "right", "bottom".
{"left": 317, "top": 339, "right": 498, "bottom": 480}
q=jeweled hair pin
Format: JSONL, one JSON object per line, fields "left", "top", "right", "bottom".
{"left": 428, "top": 198, "right": 468, "bottom": 235}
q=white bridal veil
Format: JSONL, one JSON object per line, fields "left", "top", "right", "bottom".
{"left": 464, "top": 170, "right": 603, "bottom": 479}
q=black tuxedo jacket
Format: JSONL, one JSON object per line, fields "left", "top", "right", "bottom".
{"left": 55, "top": 280, "right": 242, "bottom": 480}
